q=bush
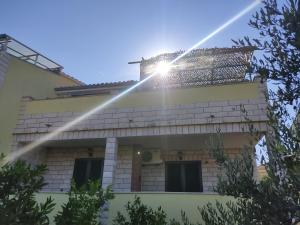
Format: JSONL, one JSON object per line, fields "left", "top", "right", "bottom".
{"left": 113, "top": 195, "right": 170, "bottom": 225}
{"left": 55, "top": 180, "right": 114, "bottom": 225}
{"left": 0, "top": 156, "right": 55, "bottom": 225}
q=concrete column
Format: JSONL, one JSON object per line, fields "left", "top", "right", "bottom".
{"left": 102, "top": 137, "right": 118, "bottom": 189}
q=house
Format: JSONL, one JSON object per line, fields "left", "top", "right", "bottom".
{"left": 0, "top": 34, "right": 268, "bottom": 223}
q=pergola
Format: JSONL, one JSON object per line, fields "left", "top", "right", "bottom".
{"left": 0, "top": 34, "right": 63, "bottom": 72}
{"left": 138, "top": 47, "right": 255, "bottom": 88}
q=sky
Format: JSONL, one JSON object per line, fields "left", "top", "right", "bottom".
{"left": 0, "top": 0, "right": 261, "bottom": 84}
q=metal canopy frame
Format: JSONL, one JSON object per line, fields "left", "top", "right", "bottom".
{"left": 0, "top": 34, "right": 63, "bottom": 72}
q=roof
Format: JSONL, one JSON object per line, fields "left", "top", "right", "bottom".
{"left": 0, "top": 34, "right": 63, "bottom": 71}
{"left": 0, "top": 34, "right": 84, "bottom": 86}
{"left": 55, "top": 80, "right": 138, "bottom": 96}
{"left": 55, "top": 80, "right": 137, "bottom": 91}
{"left": 58, "top": 72, "right": 85, "bottom": 86}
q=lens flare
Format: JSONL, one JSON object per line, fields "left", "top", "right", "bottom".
{"left": 4, "top": 0, "right": 260, "bottom": 164}
{"left": 156, "top": 61, "right": 171, "bottom": 76}
{"left": 171, "top": 0, "right": 261, "bottom": 64}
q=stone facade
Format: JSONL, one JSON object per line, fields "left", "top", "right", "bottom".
{"left": 39, "top": 144, "right": 241, "bottom": 193}
{"left": 113, "top": 147, "right": 132, "bottom": 192}
{"left": 13, "top": 89, "right": 268, "bottom": 143}
{"left": 42, "top": 147, "right": 104, "bottom": 192}
{"left": 139, "top": 148, "right": 240, "bottom": 192}
{"left": 40, "top": 145, "right": 134, "bottom": 193}
{"left": 102, "top": 138, "right": 118, "bottom": 189}
{"left": 141, "top": 163, "right": 165, "bottom": 191}
{"left": 11, "top": 81, "right": 268, "bottom": 194}
{"left": 162, "top": 149, "right": 240, "bottom": 192}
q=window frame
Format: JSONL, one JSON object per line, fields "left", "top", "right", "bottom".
{"left": 165, "top": 160, "right": 203, "bottom": 192}
{"left": 72, "top": 158, "right": 104, "bottom": 188}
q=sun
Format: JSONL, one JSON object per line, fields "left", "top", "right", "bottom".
{"left": 155, "top": 61, "right": 171, "bottom": 76}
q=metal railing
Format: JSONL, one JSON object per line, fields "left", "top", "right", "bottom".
{"left": 0, "top": 34, "right": 63, "bottom": 72}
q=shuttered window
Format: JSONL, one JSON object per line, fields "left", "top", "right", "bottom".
{"left": 165, "top": 161, "right": 203, "bottom": 192}
{"left": 73, "top": 158, "right": 103, "bottom": 188}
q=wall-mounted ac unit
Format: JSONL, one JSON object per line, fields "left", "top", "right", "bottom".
{"left": 141, "top": 149, "right": 163, "bottom": 165}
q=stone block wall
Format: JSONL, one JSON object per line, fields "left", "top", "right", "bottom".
{"left": 113, "top": 147, "right": 133, "bottom": 192}
{"left": 14, "top": 80, "right": 268, "bottom": 140}
{"left": 102, "top": 138, "right": 118, "bottom": 189}
{"left": 141, "top": 164, "right": 165, "bottom": 191}
{"left": 41, "top": 145, "right": 133, "bottom": 193}
{"left": 42, "top": 147, "right": 104, "bottom": 192}
{"left": 139, "top": 148, "right": 242, "bottom": 192}
{"left": 14, "top": 96, "right": 268, "bottom": 143}
{"left": 26, "top": 143, "right": 242, "bottom": 193}
{"left": 12, "top": 81, "right": 268, "bottom": 194}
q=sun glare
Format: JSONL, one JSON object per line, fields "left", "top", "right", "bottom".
{"left": 155, "top": 61, "right": 171, "bottom": 76}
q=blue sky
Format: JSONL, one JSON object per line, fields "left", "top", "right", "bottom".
{"left": 1, "top": 0, "right": 260, "bottom": 84}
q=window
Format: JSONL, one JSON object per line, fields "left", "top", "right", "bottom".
{"left": 165, "top": 161, "right": 203, "bottom": 192}
{"left": 73, "top": 158, "right": 103, "bottom": 188}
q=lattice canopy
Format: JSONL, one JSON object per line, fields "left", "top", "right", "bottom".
{"left": 140, "top": 47, "right": 255, "bottom": 88}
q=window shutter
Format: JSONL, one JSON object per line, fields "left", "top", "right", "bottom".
{"left": 89, "top": 159, "right": 103, "bottom": 182}
{"left": 165, "top": 161, "right": 203, "bottom": 192}
{"left": 73, "top": 159, "right": 88, "bottom": 188}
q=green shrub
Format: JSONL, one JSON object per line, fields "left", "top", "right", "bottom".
{"left": 55, "top": 180, "right": 114, "bottom": 225}
{"left": 113, "top": 195, "right": 170, "bottom": 225}
{"left": 0, "top": 156, "right": 55, "bottom": 225}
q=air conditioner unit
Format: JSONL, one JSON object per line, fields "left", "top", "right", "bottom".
{"left": 141, "top": 149, "right": 163, "bottom": 165}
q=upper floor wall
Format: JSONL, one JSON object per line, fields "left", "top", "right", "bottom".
{"left": 24, "top": 81, "right": 263, "bottom": 114}
{"left": 13, "top": 80, "right": 268, "bottom": 144}
{"left": 0, "top": 53, "right": 80, "bottom": 154}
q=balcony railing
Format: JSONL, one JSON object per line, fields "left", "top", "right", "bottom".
{"left": 0, "top": 34, "right": 63, "bottom": 72}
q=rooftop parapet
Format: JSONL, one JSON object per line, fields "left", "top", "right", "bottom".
{"left": 56, "top": 47, "right": 255, "bottom": 97}
{"left": 132, "top": 47, "right": 254, "bottom": 88}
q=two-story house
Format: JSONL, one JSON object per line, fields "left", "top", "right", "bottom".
{"left": 0, "top": 34, "right": 268, "bottom": 224}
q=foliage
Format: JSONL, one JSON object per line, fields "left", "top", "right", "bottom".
{"left": 196, "top": 0, "right": 300, "bottom": 224}
{"left": 54, "top": 180, "right": 114, "bottom": 225}
{"left": 197, "top": 145, "right": 299, "bottom": 225}
{"left": 0, "top": 155, "right": 55, "bottom": 225}
{"left": 233, "top": 0, "right": 300, "bottom": 104}
{"left": 113, "top": 195, "right": 172, "bottom": 225}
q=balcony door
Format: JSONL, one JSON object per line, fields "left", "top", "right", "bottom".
{"left": 165, "top": 161, "right": 203, "bottom": 192}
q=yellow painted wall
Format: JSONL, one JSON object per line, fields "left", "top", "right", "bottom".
{"left": 108, "top": 193, "right": 232, "bottom": 224}
{"left": 35, "top": 192, "right": 232, "bottom": 225}
{"left": 0, "top": 57, "right": 79, "bottom": 154}
{"left": 25, "top": 82, "right": 260, "bottom": 114}
{"left": 257, "top": 165, "right": 268, "bottom": 181}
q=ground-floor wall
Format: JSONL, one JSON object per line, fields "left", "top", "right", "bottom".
{"left": 141, "top": 148, "right": 240, "bottom": 192}
{"left": 41, "top": 146, "right": 133, "bottom": 192}
{"left": 42, "top": 147, "right": 105, "bottom": 192}
{"left": 39, "top": 144, "right": 241, "bottom": 193}
{"left": 141, "top": 163, "right": 165, "bottom": 191}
